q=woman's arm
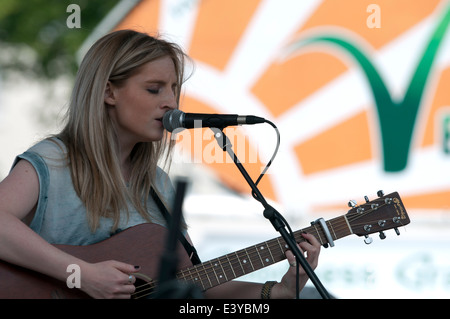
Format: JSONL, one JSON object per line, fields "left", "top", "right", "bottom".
{"left": 0, "top": 160, "right": 139, "bottom": 298}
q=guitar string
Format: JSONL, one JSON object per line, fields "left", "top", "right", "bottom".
{"left": 132, "top": 199, "right": 400, "bottom": 298}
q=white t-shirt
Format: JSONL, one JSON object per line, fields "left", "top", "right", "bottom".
{"left": 13, "top": 138, "right": 176, "bottom": 245}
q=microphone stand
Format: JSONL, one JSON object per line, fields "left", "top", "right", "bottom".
{"left": 211, "top": 127, "right": 331, "bottom": 299}
{"left": 155, "top": 178, "right": 203, "bottom": 299}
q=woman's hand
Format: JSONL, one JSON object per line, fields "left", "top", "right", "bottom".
{"left": 80, "top": 260, "right": 140, "bottom": 299}
{"left": 272, "top": 233, "right": 321, "bottom": 299}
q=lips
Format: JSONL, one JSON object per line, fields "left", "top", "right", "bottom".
{"left": 155, "top": 117, "right": 163, "bottom": 128}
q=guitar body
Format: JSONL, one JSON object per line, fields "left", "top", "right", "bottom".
{"left": 0, "top": 223, "right": 193, "bottom": 299}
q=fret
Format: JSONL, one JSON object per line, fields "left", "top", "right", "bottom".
{"left": 215, "top": 262, "right": 226, "bottom": 284}
{"left": 186, "top": 267, "right": 204, "bottom": 289}
{"left": 219, "top": 256, "right": 231, "bottom": 283}
{"left": 225, "top": 255, "right": 237, "bottom": 278}
{"left": 263, "top": 239, "right": 282, "bottom": 263}
{"left": 327, "top": 220, "right": 337, "bottom": 240}
{"left": 294, "top": 225, "right": 313, "bottom": 242}
{"left": 202, "top": 263, "right": 212, "bottom": 288}
{"left": 217, "top": 258, "right": 228, "bottom": 282}
{"left": 343, "top": 215, "right": 353, "bottom": 234}
{"left": 196, "top": 269, "right": 206, "bottom": 290}
{"left": 329, "top": 215, "right": 353, "bottom": 239}
{"left": 183, "top": 267, "right": 194, "bottom": 283}
{"left": 210, "top": 260, "right": 220, "bottom": 284}
{"left": 254, "top": 244, "right": 265, "bottom": 266}
{"left": 275, "top": 237, "right": 287, "bottom": 257}
{"left": 312, "top": 223, "right": 324, "bottom": 245}
{"left": 235, "top": 251, "right": 245, "bottom": 275}
{"left": 262, "top": 243, "right": 273, "bottom": 264}
{"left": 239, "top": 249, "right": 253, "bottom": 274}
{"left": 259, "top": 244, "right": 267, "bottom": 264}
{"left": 266, "top": 241, "right": 275, "bottom": 263}
{"left": 276, "top": 237, "right": 284, "bottom": 253}
{"left": 244, "top": 248, "right": 255, "bottom": 271}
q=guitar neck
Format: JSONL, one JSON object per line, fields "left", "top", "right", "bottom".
{"left": 176, "top": 215, "right": 352, "bottom": 291}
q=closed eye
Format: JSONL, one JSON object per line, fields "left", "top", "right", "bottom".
{"left": 147, "top": 88, "right": 160, "bottom": 94}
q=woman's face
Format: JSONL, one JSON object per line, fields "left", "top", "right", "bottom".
{"left": 105, "top": 56, "right": 178, "bottom": 148}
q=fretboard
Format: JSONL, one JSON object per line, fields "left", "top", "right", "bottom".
{"left": 176, "top": 215, "right": 352, "bottom": 291}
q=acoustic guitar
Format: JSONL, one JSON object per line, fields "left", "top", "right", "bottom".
{"left": 0, "top": 191, "right": 409, "bottom": 298}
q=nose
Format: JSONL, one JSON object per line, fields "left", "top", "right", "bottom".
{"left": 163, "top": 88, "right": 178, "bottom": 110}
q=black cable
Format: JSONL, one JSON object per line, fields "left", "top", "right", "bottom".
{"left": 251, "top": 119, "right": 280, "bottom": 201}
{"left": 249, "top": 120, "right": 301, "bottom": 299}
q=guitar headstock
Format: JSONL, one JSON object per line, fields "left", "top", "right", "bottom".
{"left": 345, "top": 191, "right": 410, "bottom": 244}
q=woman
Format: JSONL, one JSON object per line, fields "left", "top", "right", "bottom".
{"left": 0, "top": 30, "right": 320, "bottom": 299}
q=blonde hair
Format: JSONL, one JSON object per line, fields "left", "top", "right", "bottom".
{"left": 57, "top": 30, "right": 188, "bottom": 231}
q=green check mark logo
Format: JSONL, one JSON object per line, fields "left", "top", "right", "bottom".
{"left": 287, "top": 5, "right": 450, "bottom": 172}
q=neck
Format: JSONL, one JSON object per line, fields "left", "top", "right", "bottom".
{"left": 116, "top": 140, "right": 135, "bottom": 183}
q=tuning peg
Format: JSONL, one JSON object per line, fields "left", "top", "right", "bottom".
{"left": 377, "top": 190, "right": 384, "bottom": 197}
{"left": 364, "top": 235, "right": 373, "bottom": 245}
{"left": 379, "top": 231, "right": 386, "bottom": 240}
{"left": 348, "top": 200, "right": 357, "bottom": 208}
{"left": 364, "top": 196, "right": 369, "bottom": 203}
{"left": 394, "top": 227, "right": 400, "bottom": 236}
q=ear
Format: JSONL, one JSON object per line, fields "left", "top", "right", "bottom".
{"left": 104, "top": 81, "right": 117, "bottom": 106}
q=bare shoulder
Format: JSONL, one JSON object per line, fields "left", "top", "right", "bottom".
{"left": 0, "top": 159, "right": 39, "bottom": 220}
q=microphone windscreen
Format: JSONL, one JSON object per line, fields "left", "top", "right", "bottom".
{"left": 163, "top": 109, "right": 184, "bottom": 132}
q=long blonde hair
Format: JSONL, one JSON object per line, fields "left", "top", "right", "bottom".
{"left": 57, "top": 30, "right": 188, "bottom": 231}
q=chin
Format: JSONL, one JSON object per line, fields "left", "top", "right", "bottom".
{"left": 146, "top": 131, "right": 165, "bottom": 142}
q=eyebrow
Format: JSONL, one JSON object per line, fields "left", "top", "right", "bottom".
{"left": 144, "top": 79, "right": 179, "bottom": 89}
{"left": 144, "top": 80, "right": 166, "bottom": 84}
{"left": 144, "top": 75, "right": 178, "bottom": 82}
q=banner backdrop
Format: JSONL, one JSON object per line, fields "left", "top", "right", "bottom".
{"left": 110, "top": 0, "right": 450, "bottom": 218}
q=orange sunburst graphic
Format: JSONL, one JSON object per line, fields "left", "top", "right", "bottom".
{"left": 114, "top": 0, "right": 450, "bottom": 215}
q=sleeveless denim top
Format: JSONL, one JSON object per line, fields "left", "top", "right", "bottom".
{"left": 12, "top": 138, "right": 176, "bottom": 245}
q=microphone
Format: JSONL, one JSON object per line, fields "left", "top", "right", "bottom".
{"left": 163, "top": 109, "right": 266, "bottom": 132}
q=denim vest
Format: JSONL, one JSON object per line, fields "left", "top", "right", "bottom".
{"left": 12, "top": 138, "right": 175, "bottom": 245}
